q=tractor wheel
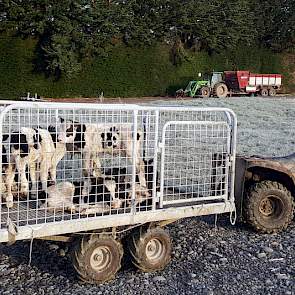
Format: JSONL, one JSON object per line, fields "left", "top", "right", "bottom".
{"left": 72, "top": 234, "right": 123, "bottom": 284}
{"left": 268, "top": 87, "right": 277, "bottom": 97}
{"left": 200, "top": 86, "right": 210, "bottom": 98}
{"left": 129, "top": 227, "right": 172, "bottom": 272}
{"left": 243, "top": 181, "right": 294, "bottom": 233}
{"left": 214, "top": 83, "right": 228, "bottom": 98}
{"left": 260, "top": 88, "right": 269, "bottom": 97}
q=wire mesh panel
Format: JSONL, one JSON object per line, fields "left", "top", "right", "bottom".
{"left": 0, "top": 103, "right": 236, "bottom": 239}
{"left": 0, "top": 104, "right": 155, "bottom": 229}
{"left": 160, "top": 121, "right": 231, "bottom": 206}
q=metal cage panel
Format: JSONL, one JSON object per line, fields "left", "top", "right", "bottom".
{"left": 0, "top": 102, "right": 237, "bottom": 242}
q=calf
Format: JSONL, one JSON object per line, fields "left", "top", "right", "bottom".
{"left": 2, "top": 128, "right": 40, "bottom": 207}
{"left": 40, "top": 177, "right": 122, "bottom": 214}
{"left": 2, "top": 126, "right": 67, "bottom": 207}
{"left": 0, "top": 146, "right": 18, "bottom": 207}
{"left": 35, "top": 126, "right": 67, "bottom": 192}
{"left": 41, "top": 160, "right": 156, "bottom": 214}
{"left": 57, "top": 119, "right": 148, "bottom": 198}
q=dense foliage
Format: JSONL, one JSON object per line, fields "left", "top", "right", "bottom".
{"left": 1, "top": 36, "right": 291, "bottom": 99}
{"left": 1, "top": 0, "right": 294, "bottom": 78}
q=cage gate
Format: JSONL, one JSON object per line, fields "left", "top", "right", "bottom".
{"left": 159, "top": 120, "right": 232, "bottom": 207}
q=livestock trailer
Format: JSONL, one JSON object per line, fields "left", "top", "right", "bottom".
{"left": 223, "top": 71, "right": 282, "bottom": 97}
{"left": 0, "top": 101, "right": 238, "bottom": 283}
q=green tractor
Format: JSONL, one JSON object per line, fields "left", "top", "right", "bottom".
{"left": 176, "top": 72, "right": 225, "bottom": 98}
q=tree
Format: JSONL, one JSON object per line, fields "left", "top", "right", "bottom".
{"left": 253, "top": 0, "right": 295, "bottom": 51}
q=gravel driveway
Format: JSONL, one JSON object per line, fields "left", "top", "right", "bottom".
{"left": 0, "top": 96, "right": 294, "bottom": 295}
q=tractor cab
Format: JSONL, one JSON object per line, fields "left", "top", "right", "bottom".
{"left": 210, "top": 72, "right": 223, "bottom": 87}
{"left": 176, "top": 72, "right": 224, "bottom": 98}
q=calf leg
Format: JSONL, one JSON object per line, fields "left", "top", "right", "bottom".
{"left": 92, "top": 156, "right": 103, "bottom": 178}
{"left": 40, "top": 158, "right": 50, "bottom": 192}
{"left": 49, "top": 145, "right": 66, "bottom": 183}
{"left": 136, "top": 157, "right": 147, "bottom": 189}
{"left": 5, "top": 163, "right": 16, "bottom": 208}
{"left": 16, "top": 157, "right": 29, "bottom": 196}
{"left": 29, "top": 162, "right": 38, "bottom": 197}
{"left": 81, "top": 151, "right": 94, "bottom": 198}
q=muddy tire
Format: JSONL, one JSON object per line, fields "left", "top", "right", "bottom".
{"left": 260, "top": 88, "right": 269, "bottom": 97}
{"left": 72, "top": 234, "right": 123, "bottom": 284}
{"left": 129, "top": 227, "right": 172, "bottom": 272}
{"left": 244, "top": 181, "right": 294, "bottom": 233}
{"left": 214, "top": 83, "right": 228, "bottom": 98}
{"left": 200, "top": 86, "right": 210, "bottom": 98}
{"left": 268, "top": 87, "right": 277, "bottom": 96}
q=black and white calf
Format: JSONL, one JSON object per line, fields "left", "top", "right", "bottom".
{"left": 1, "top": 128, "right": 40, "bottom": 207}
{"left": 1, "top": 126, "right": 67, "bottom": 207}
{"left": 40, "top": 160, "right": 155, "bottom": 214}
{"left": 40, "top": 177, "right": 122, "bottom": 214}
{"left": 57, "top": 119, "right": 148, "bottom": 199}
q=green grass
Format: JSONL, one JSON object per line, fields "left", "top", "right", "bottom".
{"left": 0, "top": 35, "right": 292, "bottom": 99}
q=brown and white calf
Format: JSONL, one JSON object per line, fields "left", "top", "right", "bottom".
{"left": 57, "top": 120, "right": 148, "bottom": 200}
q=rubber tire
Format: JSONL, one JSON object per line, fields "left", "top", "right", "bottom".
{"left": 200, "top": 86, "right": 210, "bottom": 98}
{"left": 268, "top": 87, "right": 276, "bottom": 97}
{"left": 129, "top": 227, "right": 172, "bottom": 272}
{"left": 72, "top": 234, "right": 123, "bottom": 284}
{"left": 243, "top": 181, "right": 294, "bottom": 233}
{"left": 214, "top": 83, "right": 228, "bottom": 98}
{"left": 260, "top": 88, "right": 269, "bottom": 97}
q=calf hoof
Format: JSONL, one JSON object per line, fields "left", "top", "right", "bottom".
{"left": 93, "top": 170, "right": 103, "bottom": 178}
{"left": 48, "top": 181, "right": 56, "bottom": 186}
{"left": 19, "top": 191, "right": 28, "bottom": 198}
{"left": 111, "top": 199, "right": 123, "bottom": 209}
{"left": 20, "top": 186, "right": 29, "bottom": 197}
{"left": 67, "top": 205, "right": 76, "bottom": 213}
{"left": 6, "top": 199, "right": 14, "bottom": 208}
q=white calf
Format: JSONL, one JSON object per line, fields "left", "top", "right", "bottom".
{"left": 57, "top": 120, "right": 148, "bottom": 199}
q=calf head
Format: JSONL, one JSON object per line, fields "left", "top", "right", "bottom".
{"left": 56, "top": 118, "right": 86, "bottom": 150}
{"left": 101, "top": 126, "right": 120, "bottom": 149}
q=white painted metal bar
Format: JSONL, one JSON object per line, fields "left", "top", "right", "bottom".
{"left": 0, "top": 201, "right": 234, "bottom": 243}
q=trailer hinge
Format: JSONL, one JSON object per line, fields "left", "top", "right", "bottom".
{"left": 156, "top": 191, "right": 162, "bottom": 202}
{"left": 228, "top": 155, "right": 235, "bottom": 166}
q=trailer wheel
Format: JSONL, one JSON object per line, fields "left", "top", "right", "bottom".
{"left": 129, "top": 227, "right": 172, "bottom": 272}
{"left": 72, "top": 234, "right": 123, "bottom": 284}
{"left": 268, "top": 87, "right": 276, "bottom": 96}
{"left": 214, "top": 83, "right": 228, "bottom": 98}
{"left": 200, "top": 86, "right": 210, "bottom": 98}
{"left": 244, "top": 181, "right": 294, "bottom": 233}
{"left": 260, "top": 88, "right": 268, "bottom": 97}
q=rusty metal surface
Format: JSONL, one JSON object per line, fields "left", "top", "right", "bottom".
{"left": 242, "top": 153, "right": 295, "bottom": 182}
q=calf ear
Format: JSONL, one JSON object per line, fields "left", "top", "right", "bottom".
{"left": 58, "top": 117, "right": 65, "bottom": 123}
{"left": 2, "top": 134, "right": 9, "bottom": 141}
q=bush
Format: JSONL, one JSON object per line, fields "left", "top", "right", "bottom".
{"left": 0, "top": 35, "right": 292, "bottom": 99}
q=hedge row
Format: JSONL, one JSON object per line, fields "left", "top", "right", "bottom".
{"left": 0, "top": 35, "right": 291, "bottom": 99}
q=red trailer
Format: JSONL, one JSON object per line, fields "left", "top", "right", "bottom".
{"left": 221, "top": 71, "right": 282, "bottom": 97}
